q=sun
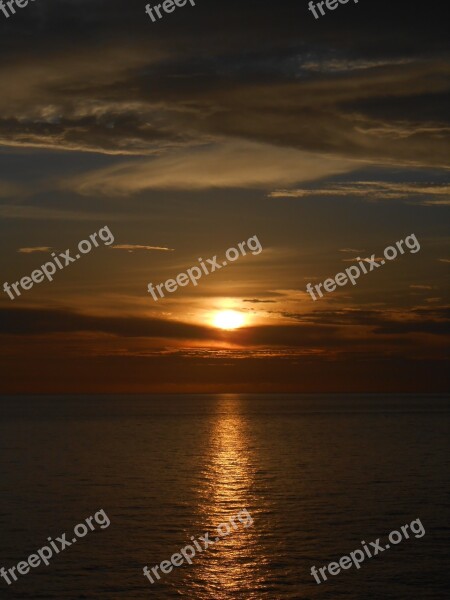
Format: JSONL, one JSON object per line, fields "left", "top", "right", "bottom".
{"left": 213, "top": 310, "right": 246, "bottom": 330}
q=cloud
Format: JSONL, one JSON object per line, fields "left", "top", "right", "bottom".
{"left": 269, "top": 182, "right": 450, "bottom": 201}
{"left": 242, "top": 299, "right": 277, "bottom": 304}
{"left": 65, "top": 140, "right": 354, "bottom": 195}
{"left": 301, "top": 57, "right": 416, "bottom": 73}
{"left": 283, "top": 307, "right": 450, "bottom": 336}
{"left": 0, "top": 42, "right": 178, "bottom": 155}
{"left": 17, "top": 247, "right": 52, "bottom": 254}
{"left": 0, "top": 307, "right": 213, "bottom": 340}
{"left": 342, "top": 256, "right": 384, "bottom": 263}
{"left": 3, "top": 304, "right": 448, "bottom": 350}
{"left": 200, "top": 62, "right": 450, "bottom": 168}
{"left": 110, "top": 245, "right": 174, "bottom": 252}
{"left": 0, "top": 306, "right": 345, "bottom": 349}
{"left": 421, "top": 199, "right": 450, "bottom": 206}
{"left": 0, "top": 4, "right": 447, "bottom": 166}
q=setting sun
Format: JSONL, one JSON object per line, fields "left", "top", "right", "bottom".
{"left": 213, "top": 310, "right": 246, "bottom": 330}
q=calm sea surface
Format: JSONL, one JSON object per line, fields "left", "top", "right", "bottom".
{"left": 0, "top": 394, "right": 448, "bottom": 599}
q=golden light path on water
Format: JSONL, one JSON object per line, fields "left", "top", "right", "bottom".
{"left": 184, "top": 395, "right": 268, "bottom": 599}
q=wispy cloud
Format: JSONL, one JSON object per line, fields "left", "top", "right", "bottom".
{"left": 302, "top": 57, "right": 416, "bottom": 73}
{"left": 342, "top": 256, "right": 384, "bottom": 263}
{"left": 410, "top": 285, "right": 433, "bottom": 290}
{"left": 269, "top": 182, "right": 450, "bottom": 202}
{"left": 65, "top": 141, "right": 354, "bottom": 195}
{"left": 421, "top": 199, "right": 450, "bottom": 206}
{"left": 17, "top": 247, "right": 52, "bottom": 254}
{"left": 110, "top": 245, "right": 174, "bottom": 252}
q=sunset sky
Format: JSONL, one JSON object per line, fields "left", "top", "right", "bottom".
{"left": 0, "top": 0, "right": 448, "bottom": 393}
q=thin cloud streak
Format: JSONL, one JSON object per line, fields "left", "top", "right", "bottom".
{"left": 111, "top": 245, "right": 175, "bottom": 252}
{"left": 269, "top": 182, "right": 450, "bottom": 201}
{"left": 17, "top": 247, "right": 52, "bottom": 254}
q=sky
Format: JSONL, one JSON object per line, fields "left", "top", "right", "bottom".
{"left": 0, "top": 0, "right": 448, "bottom": 393}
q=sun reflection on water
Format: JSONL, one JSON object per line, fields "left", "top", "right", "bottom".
{"left": 185, "top": 395, "right": 265, "bottom": 599}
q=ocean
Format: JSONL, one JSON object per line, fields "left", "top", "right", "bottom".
{"left": 0, "top": 394, "right": 448, "bottom": 599}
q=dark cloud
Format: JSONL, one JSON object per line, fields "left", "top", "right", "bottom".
{"left": 0, "top": 306, "right": 341, "bottom": 348}
{"left": 282, "top": 307, "right": 450, "bottom": 336}
{"left": 242, "top": 299, "right": 276, "bottom": 303}
{"left": 0, "top": 1, "right": 447, "bottom": 167}
{"left": 0, "top": 306, "right": 338, "bottom": 349}
{"left": 2, "top": 305, "right": 448, "bottom": 350}
{"left": 0, "top": 307, "right": 212, "bottom": 339}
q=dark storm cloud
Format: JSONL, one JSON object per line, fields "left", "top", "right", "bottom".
{"left": 0, "top": 0, "right": 448, "bottom": 167}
